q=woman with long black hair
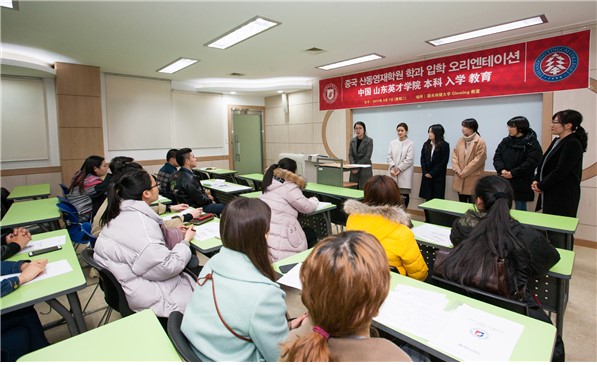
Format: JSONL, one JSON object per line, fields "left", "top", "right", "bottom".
{"left": 419, "top": 124, "right": 450, "bottom": 201}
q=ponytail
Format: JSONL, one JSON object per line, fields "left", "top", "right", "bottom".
{"left": 99, "top": 169, "right": 151, "bottom": 227}
{"left": 575, "top": 125, "right": 588, "bottom": 152}
{"left": 100, "top": 182, "right": 123, "bottom": 227}
{"left": 280, "top": 332, "right": 331, "bottom": 362}
{"left": 261, "top": 164, "right": 279, "bottom": 193}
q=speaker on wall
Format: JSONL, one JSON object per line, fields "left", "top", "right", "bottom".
{"left": 281, "top": 93, "right": 289, "bottom": 114}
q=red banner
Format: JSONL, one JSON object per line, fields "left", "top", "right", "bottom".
{"left": 319, "top": 30, "right": 590, "bottom": 110}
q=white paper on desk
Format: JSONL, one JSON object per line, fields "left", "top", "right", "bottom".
{"left": 427, "top": 303, "right": 523, "bottom": 361}
{"left": 193, "top": 221, "right": 220, "bottom": 241}
{"left": 316, "top": 202, "right": 332, "bottom": 210}
{"left": 411, "top": 223, "right": 453, "bottom": 247}
{"left": 277, "top": 262, "right": 302, "bottom": 290}
{"left": 20, "top": 236, "right": 67, "bottom": 254}
{"left": 374, "top": 284, "right": 449, "bottom": 341}
{"left": 0, "top": 259, "right": 73, "bottom": 285}
{"left": 162, "top": 208, "right": 194, "bottom": 221}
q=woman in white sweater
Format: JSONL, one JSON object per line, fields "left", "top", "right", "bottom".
{"left": 387, "top": 122, "right": 415, "bottom": 208}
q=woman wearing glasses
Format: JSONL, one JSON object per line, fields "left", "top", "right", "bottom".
{"left": 532, "top": 110, "right": 588, "bottom": 218}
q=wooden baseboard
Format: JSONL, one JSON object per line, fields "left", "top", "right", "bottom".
{"left": 574, "top": 238, "right": 596, "bottom": 249}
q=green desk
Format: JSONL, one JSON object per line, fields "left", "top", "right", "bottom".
{"left": 273, "top": 251, "right": 555, "bottom": 361}
{"left": 201, "top": 179, "right": 253, "bottom": 194}
{"left": 197, "top": 167, "right": 238, "bottom": 182}
{"left": 1, "top": 230, "right": 87, "bottom": 336}
{"left": 419, "top": 198, "right": 578, "bottom": 236}
{"left": 160, "top": 211, "right": 222, "bottom": 255}
{"left": 304, "top": 182, "right": 364, "bottom": 200}
{"left": 17, "top": 309, "right": 182, "bottom": 362}
{"left": 236, "top": 173, "right": 263, "bottom": 182}
{"left": 0, "top": 197, "right": 61, "bottom": 231}
{"left": 7, "top": 183, "right": 51, "bottom": 201}
{"left": 150, "top": 195, "right": 172, "bottom": 206}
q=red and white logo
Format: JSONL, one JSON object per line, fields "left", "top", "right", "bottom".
{"left": 322, "top": 83, "right": 339, "bottom": 104}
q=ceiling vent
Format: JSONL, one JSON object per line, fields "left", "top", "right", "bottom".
{"left": 303, "top": 47, "right": 327, "bottom": 55}
{"left": 229, "top": 72, "right": 245, "bottom": 77}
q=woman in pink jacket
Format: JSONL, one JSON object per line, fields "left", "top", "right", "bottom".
{"left": 259, "top": 158, "right": 319, "bottom": 262}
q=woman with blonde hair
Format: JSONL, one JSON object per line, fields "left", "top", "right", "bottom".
{"left": 279, "top": 231, "right": 411, "bottom": 362}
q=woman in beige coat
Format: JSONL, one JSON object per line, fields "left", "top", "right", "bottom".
{"left": 451, "top": 118, "right": 487, "bottom": 203}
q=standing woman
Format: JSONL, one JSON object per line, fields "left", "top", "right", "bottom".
{"left": 260, "top": 158, "right": 319, "bottom": 262}
{"left": 182, "top": 198, "right": 303, "bottom": 362}
{"left": 452, "top": 118, "right": 487, "bottom": 203}
{"left": 95, "top": 169, "right": 196, "bottom": 318}
{"left": 532, "top": 109, "right": 587, "bottom": 218}
{"left": 66, "top": 155, "right": 109, "bottom": 221}
{"left": 387, "top": 122, "right": 414, "bottom": 208}
{"left": 279, "top": 231, "right": 411, "bottom": 362}
{"left": 348, "top": 121, "right": 374, "bottom": 189}
{"left": 493, "top": 116, "right": 542, "bottom": 211}
{"left": 419, "top": 124, "right": 450, "bottom": 201}
{"left": 532, "top": 110, "right": 587, "bottom": 249}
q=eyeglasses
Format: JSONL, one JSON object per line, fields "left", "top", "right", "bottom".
{"left": 551, "top": 120, "right": 562, "bottom": 125}
{"left": 149, "top": 183, "right": 159, "bottom": 190}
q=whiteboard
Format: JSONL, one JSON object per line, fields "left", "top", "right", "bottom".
{"left": 172, "top": 91, "right": 224, "bottom": 149}
{"left": 1, "top": 77, "right": 49, "bottom": 162}
{"left": 353, "top": 94, "right": 543, "bottom": 171}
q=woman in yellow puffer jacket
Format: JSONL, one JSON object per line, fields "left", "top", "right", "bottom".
{"left": 344, "top": 175, "right": 428, "bottom": 281}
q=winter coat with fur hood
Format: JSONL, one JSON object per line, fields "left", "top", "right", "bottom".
{"left": 259, "top": 168, "right": 318, "bottom": 262}
{"left": 344, "top": 200, "right": 428, "bottom": 281}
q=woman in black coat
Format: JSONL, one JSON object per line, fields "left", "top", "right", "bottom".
{"left": 419, "top": 124, "right": 450, "bottom": 200}
{"left": 493, "top": 116, "right": 542, "bottom": 211}
{"left": 348, "top": 121, "right": 374, "bottom": 189}
{"left": 532, "top": 110, "right": 588, "bottom": 218}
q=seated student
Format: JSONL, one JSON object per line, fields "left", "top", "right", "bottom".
{"left": 91, "top": 162, "right": 201, "bottom": 237}
{"left": 259, "top": 158, "right": 319, "bottom": 262}
{"left": 436, "top": 175, "right": 564, "bottom": 361}
{"left": 344, "top": 175, "right": 428, "bottom": 281}
{"left": 171, "top": 148, "right": 224, "bottom": 215}
{"left": 91, "top": 156, "right": 134, "bottom": 216}
{"left": 94, "top": 169, "right": 196, "bottom": 318}
{"left": 66, "top": 155, "right": 109, "bottom": 221}
{"left": 279, "top": 231, "right": 412, "bottom": 362}
{"left": 156, "top": 149, "right": 179, "bottom": 201}
{"left": 1, "top": 259, "right": 49, "bottom": 361}
{"left": 182, "top": 198, "right": 304, "bottom": 362}
{"left": 1, "top": 227, "right": 31, "bottom": 260}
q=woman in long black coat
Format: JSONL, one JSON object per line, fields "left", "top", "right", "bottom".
{"left": 493, "top": 116, "right": 542, "bottom": 211}
{"left": 419, "top": 124, "right": 450, "bottom": 200}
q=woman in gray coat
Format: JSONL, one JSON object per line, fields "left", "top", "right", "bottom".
{"left": 349, "top": 121, "right": 374, "bottom": 189}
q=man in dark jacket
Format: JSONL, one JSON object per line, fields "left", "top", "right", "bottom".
{"left": 171, "top": 148, "right": 224, "bottom": 215}
{"left": 493, "top": 116, "right": 542, "bottom": 211}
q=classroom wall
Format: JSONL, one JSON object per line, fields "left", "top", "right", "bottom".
{"left": 265, "top": 25, "right": 597, "bottom": 245}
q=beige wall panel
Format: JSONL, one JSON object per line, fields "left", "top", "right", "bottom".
{"left": 0, "top": 175, "right": 28, "bottom": 191}
{"left": 26, "top": 172, "right": 62, "bottom": 197}
{"left": 265, "top": 106, "right": 285, "bottom": 126}
{"left": 312, "top": 123, "right": 323, "bottom": 145}
{"left": 288, "top": 103, "right": 311, "bottom": 125}
{"left": 61, "top": 159, "right": 85, "bottom": 185}
{"left": 576, "top": 225, "right": 597, "bottom": 245}
{"left": 577, "top": 186, "right": 596, "bottom": 227}
{"left": 59, "top": 128, "right": 104, "bottom": 160}
{"left": 288, "top": 124, "right": 313, "bottom": 144}
{"left": 266, "top": 125, "right": 289, "bottom": 144}
{"left": 55, "top": 63, "right": 101, "bottom": 97}
{"left": 265, "top": 95, "right": 282, "bottom": 108}
{"left": 57, "top": 95, "right": 102, "bottom": 128}
{"left": 288, "top": 90, "right": 312, "bottom": 106}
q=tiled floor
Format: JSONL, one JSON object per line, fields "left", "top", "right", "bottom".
{"left": 39, "top": 244, "right": 597, "bottom": 361}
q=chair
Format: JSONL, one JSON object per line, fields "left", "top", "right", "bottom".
{"left": 167, "top": 311, "right": 202, "bottom": 362}
{"left": 431, "top": 275, "right": 529, "bottom": 316}
{"left": 59, "top": 183, "right": 70, "bottom": 197}
{"left": 193, "top": 170, "right": 210, "bottom": 181}
{"left": 57, "top": 202, "right": 90, "bottom": 250}
{"left": 80, "top": 248, "right": 135, "bottom": 326}
{"left": 318, "top": 195, "right": 348, "bottom": 231}
{"left": 81, "top": 222, "right": 97, "bottom": 247}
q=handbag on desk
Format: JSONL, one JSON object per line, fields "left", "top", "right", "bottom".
{"left": 434, "top": 249, "right": 509, "bottom": 298}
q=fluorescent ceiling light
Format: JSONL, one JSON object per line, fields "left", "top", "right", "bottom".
{"left": 1, "top": 0, "right": 18, "bottom": 9}
{"left": 205, "top": 16, "right": 281, "bottom": 50}
{"left": 317, "top": 54, "right": 384, "bottom": 71}
{"left": 427, "top": 15, "right": 547, "bottom": 46}
{"left": 157, "top": 58, "right": 198, "bottom": 74}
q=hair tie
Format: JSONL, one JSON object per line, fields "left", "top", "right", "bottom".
{"left": 312, "top": 326, "right": 330, "bottom": 340}
{"left": 493, "top": 192, "right": 507, "bottom": 200}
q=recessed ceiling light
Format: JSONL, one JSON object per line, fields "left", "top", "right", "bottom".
{"left": 205, "top": 16, "right": 281, "bottom": 50}
{"left": 317, "top": 54, "right": 384, "bottom": 71}
{"left": 277, "top": 90, "right": 284, "bottom": 94}
{"left": 427, "top": 15, "right": 547, "bottom": 46}
{"left": 157, "top": 57, "right": 198, "bottom": 74}
{"left": 230, "top": 91, "right": 237, "bottom": 95}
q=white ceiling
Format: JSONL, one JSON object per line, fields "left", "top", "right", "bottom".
{"left": 1, "top": 1, "right": 596, "bottom": 96}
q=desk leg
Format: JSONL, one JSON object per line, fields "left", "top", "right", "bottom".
{"left": 556, "top": 278, "right": 566, "bottom": 337}
{"left": 324, "top": 211, "right": 332, "bottom": 236}
{"left": 46, "top": 298, "right": 80, "bottom": 336}
{"left": 67, "top": 292, "right": 88, "bottom": 334}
